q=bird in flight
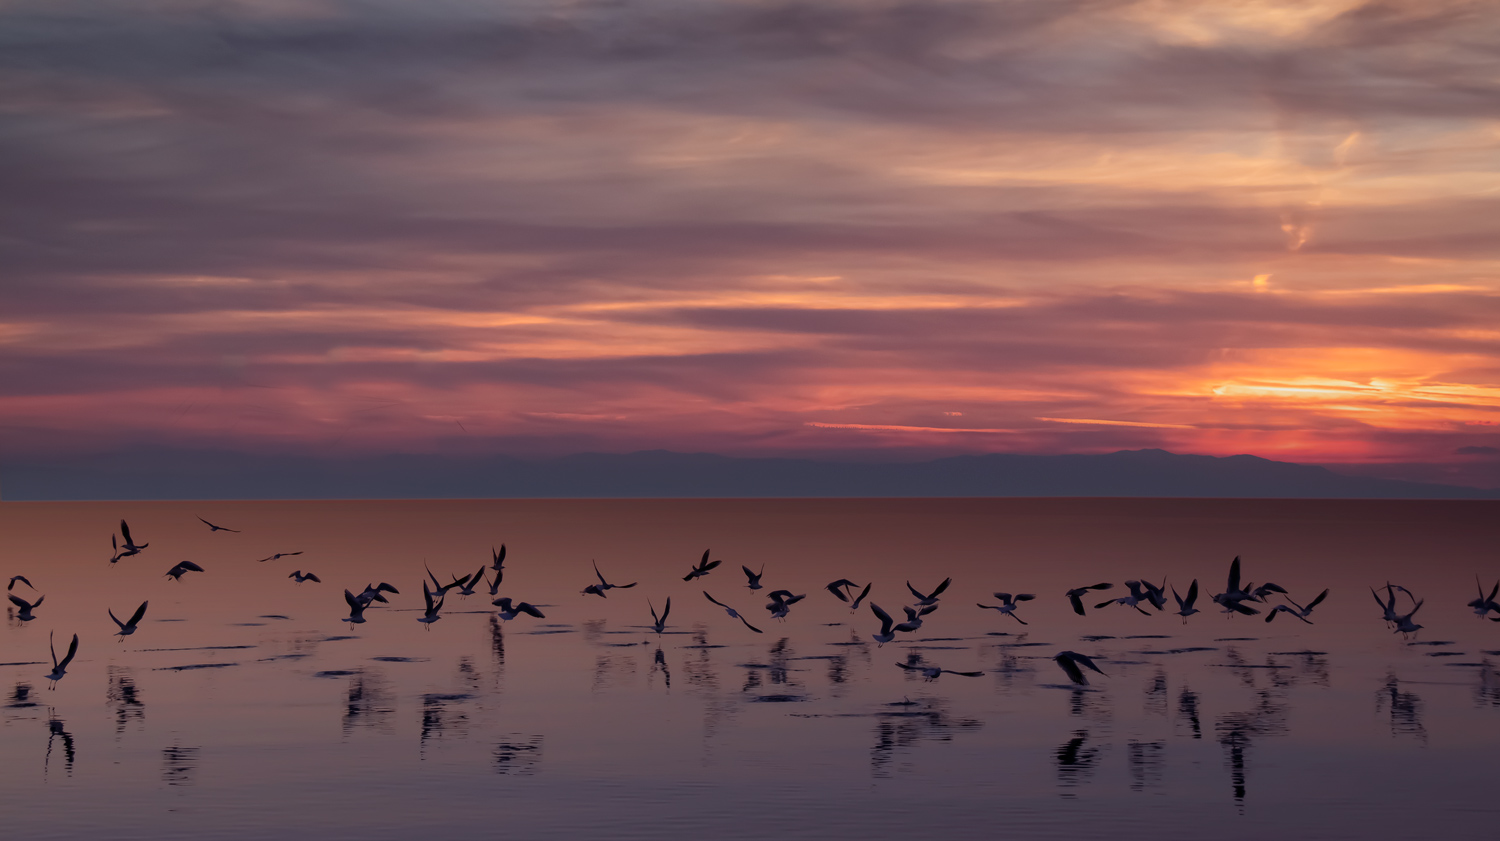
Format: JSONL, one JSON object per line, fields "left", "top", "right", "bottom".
{"left": 894, "top": 603, "right": 939, "bottom": 634}
{"left": 1468, "top": 576, "right": 1500, "bottom": 620}
{"left": 648, "top": 598, "right": 671, "bottom": 635}
{"left": 743, "top": 565, "right": 765, "bottom": 590}
{"left": 355, "top": 582, "right": 400, "bottom": 606}
{"left": 288, "top": 570, "right": 321, "bottom": 584}
{"left": 896, "top": 661, "right": 984, "bottom": 681}
{"left": 197, "top": 516, "right": 240, "bottom": 533}
{"left": 8, "top": 575, "right": 35, "bottom": 592}
{"left": 256, "top": 552, "right": 303, "bottom": 563}
{"left": 109, "top": 600, "right": 149, "bottom": 639}
{"left": 870, "top": 603, "right": 898, "bottom": 645}
{"left": 582, "top": 561, "right": 637, "bottom": 598}
{"left": 1065, "top": 582, "right": 1113, "bottom": 616}
{"left": 343, "top": 589, "right": 370, "bottom": 624}
{"left": 683, "top": 550, "right": 722, "bottom": 582}
{"left": 1053, "top": 651, "right": 1108, "bottom": 686}
{"left": 1172, "top": 580, "right": 1201, "bottom": 623}
{"left": 977, "top": 592, "right": 1035, "bottom": 624}
{"left": 45, "top": 632, "right": 79, "bottom": 688}
{"left": 493, "top": 597, "right": 546, "bottom": 621}
{"left": 110, "top": 520, "right": 148, "bottom": 564}
{"left": 1266, "top": 589, "right": 1329, "bottom": 624}
{"left": 8, "top": 591, "right": 43, "bottom": 621}
{"left": 418, "top": 582, "right": 446, "bottom": 626}
{"left": 765, "top": 589, "right": 806, "bottom": 620}
{"left": 491, "top": 545, "right": 507, "bottom": 572}
{"left": 703, "top": 591, "right": 761, "bottom": 633}
{"left": 164, "top": 561, "right": 205, "bottom": 581}
{"left": 906, "top": 578, "right": 951, "bottom": 607}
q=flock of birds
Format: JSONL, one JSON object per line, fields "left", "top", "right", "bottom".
{"left": 9, "top": 516, "right": 1499, "bottom": 691}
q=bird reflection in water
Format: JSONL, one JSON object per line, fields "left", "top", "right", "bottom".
{"left": 1476, "top": 667, "right": 1500, "bottom": 708}
{"left": 488, "top": 615, "right": 506, "bottom": 686}
{"left": 1144, "top": 668, "right": 1168, "bottom": 717}
{"left": 107, "top": 667, "right": 145, "bottom": 735}
{"left": 649, "top": 647, "right": 671, "bottom": 689}
{"left": 1128, "top": 740, "right": 1165, "bottom": 792}
{"left": 493, "top": 735, "right": 544, "bottom": 776}
{"left": 45, "top": 711, "right": 75, "bottom": 777}
{"left": 870, "top": 698, "right": 982, "bottom": 778}
{"left": 1377, "top": 674, "right": 1426, "bottom": 741}
{"left": 162, "top": 745, "right": 200, "bottom": 787}
{"left": 1215, "top": 690, "right": 1290, "bottom": 805}
{"left": 420, "top": 693, "right": 473, "bottom": 755}
{"left": 457, "top": 656, "right": 480, "bottom": 692}
{"left": 1054, "top": 730, "right": 1101, "bottom": 796}
{"left": 592, "top": 651, "right": 639, "bottom": 692}
{"left": 343, "top": 673, "right": 395, "bottom": 734}
{"left": 1177, "top": 687, "right": 1202, "bottom": 739}
{"left": 7, "top": 682, "right": 37, "bottom": 709}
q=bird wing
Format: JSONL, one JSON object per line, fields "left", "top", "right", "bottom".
{"left": 1089, "top": 582, "right": 1114, "bottom": 591}
{"left": 1186, "top": 579, "right": 1199, "bottom": 607}
{"left": 1095, "top": 599, "right": 1117, "bottom": 609}
{"left": 976, "top": 603, "right": 1001, "bottom": 611}
{"left": 593, "top": 560, "right": 608, "bottom": 586}
{"left": 198, "top": 516, "right": 213, "bottom": 528}
{"left": 737, "top": 614, "right": 762, "bottom": 633}
{"left": 703, "top": 560, "right": 721, "bottom": 572}
{"left": 1228, "top": 601, "right": 1260, "bottom": 616}
{"left": 345, "top": 589, "right": 362, "bottom": 610}
{"left": 826, "top": 581, "right": 851, "bottom": 602}
{"left": 518, "top": 602, "right": 545, "bottom": 618}
{"left": 1071, "top": 653, "right": 1107, "bottom": 675}
{"left": 182, "top": 561, "right": 205, "bottom": 572}
{"left": 768, "top": 589, "right": 794, "bottom": 601}
{"left": 1015, "top": 594, "right": 1036, "bottom": 602}
{"left": 662, "top": 597, "right": 670, "bottom": 622}
{"left": 931, "top": 577, "right": 952, "bottom": 597}
{"left": 743, "top": 565, "right": 758, "bottom": 582}
{"left": 59, "top": 634, "right": 79, "bottom": 670}
{"left": 852, "top": 583, "right": 871, "bottom": 607}
{"left": 9, "top": 594, "right": 32, "bottom": 610}
{"left": 1054, "top": 656, "right": 1086, "bottom": 685}
{"left": 870, "top": 602, "right": 894, "bottom": 634}
{"left": 376, "top": 583, "right": 399, "bottom": 594}
{"left": 703, "top": 591, "right": 729, "bottom": 609}
{"left": 128, "top": 601, "right": 149, "bottom": 627}
{"left": 109, "top": 607, "right": 124, "bottom": 630}
{"left": 1306, "top": 589, "right": 1329, "bottom": 610}
{"left": 11, "top": 575, "right": 32, "bottom": 591}
{"left": 905, "top": 580, "right": 925, "bottom": 600}
{"left": 493, "top": 545, "right": 506, "bottom": 567}
{"left": 895, "top": 662, "right": 920, "bottom": 671}
{"left": 993, "top": 592, "right": 1013, "bottom": 603}
{"left": 307, "top": 573, "right": 322, "bottom": 583}
{"left": 423, "top": 581, "right": 436, "bottom": 611}
{"left": 1068, "top": 593, "right": 1086, "bottom": 616}
{"left": 1227, "top": 556, "right": 1241, "bottom": 592}
{"left": 121, "top": 520, "right": 134, "bottom": 545}
{"left": 649, "top": 600, "right": 661, "bottom": 624}
{"left": 943, "top": 670, "right": 984, "bottom": 677}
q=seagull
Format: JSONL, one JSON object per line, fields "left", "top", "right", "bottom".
{"left": 417, "top": 582, "right": 445, "bottom": 626}
{"left": 8, "top": 592, "right": 43, "bottom": 621}
{"left": 1265, "top": 589, "right": 1329, "bottom": 624}
{"left": 1250, "top": 582, "right": 1288, "bottom": 602}
{"left": 256, "top": 552, "right": 303, "bottom": 563}
{"left": 1139, "top": 578, "right": 1169, "bottom": 611}
{"left": 110, "top": 520, "right": 148, "bottom": 563}
{"left": 487, "top": 570, "right": 503, "bottom": 597}
{"left": 703, "top": 591, "right": 761, "bottom": 633}
{"left": 683, "top": 550, "right": 722, "bottom": 582}
{"left": 848, "top": 582, "right": 872, "bottom": 611}
{"left": 870, "top": 603, "right": 898, "bottom": 645}
{"left": 906, "top": 578, "right": 951, "bottom": 607}
{"left": 357, "top": 582, "right": 400, "bottom": 606}
{"left": 743, "top": 565, "right": 765, "bottom": 590}
{"left": 764, "top": 589, "right": 806, "bottom": 620}
{"left": 1097, "top": 580, "right": 1155, "bottom": 616}
{"left": 45, "top": 632, "right": 79, "bottom": 689}
{"left": 582, "top": 560, "right": 637, "bottom": 598}
{"left": 896, "top": 662, "right": 983, "bottom": 681}
{"left": 109, "top": 600, "right": 149, "bottom": 639}
{"left": 1065, "top": 583, "right": 1113, "bottom": 616}
{"left": 492, "top": 597, "right": 546, "bottom": 621}
{"left": 8, "top": 575, "right": 34, "bottom": 592}
{"left": 1371, "top": 583, "right": 1408, "bottom": 626}
{"left": 1172, "top": 580, "right": 1201, "bottom": 623}
{"left": 1392, "top": 599, "right": 1424, "bottom": 638}
{"left": 425, "top": 564, "right": 470, "bottom": 598}
{"left": 288, "top": 570, "right": 321, "bottom": 584}
{"left": 977, "top": 592, "right": 1035, "bottom": 624}
{"left": 894, "top": 603, "right": 938, "bottom": 633}
{"left": 453, "top": 565, "right": 487, "bottom": 597}
{"left": 1467, "top": 576, "right": 1500, "bottom": 619}
{"left": 164, "top": 561, "right": 205, "bottom": 581}
{"left": 197, "top": 516, "right": 240, "bottom": 533}
{"left": 343, "top": 589, "right": 370, "bottom": 624}
{"left": 1053, "top": 651, "right": 1108, "bottom": 686}
{"left": 827, "top": 579, "right": 860, "bottom": 602}
{"left": 491, "top": 545, "right": 507, "bottom": 572}
{"left": 648, "top": 598, "right": 671, "bottom": 635}
{"left": 1210, "top": 556, "right": 1259, "bottom": 614}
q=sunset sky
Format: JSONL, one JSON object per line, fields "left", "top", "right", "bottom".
{"left": 3, "top": 0, "right": 1499, "bottom": 486}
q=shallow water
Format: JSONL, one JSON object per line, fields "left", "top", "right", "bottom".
{"left": 2, "top": 498, "right": 1498, "bottom": 840}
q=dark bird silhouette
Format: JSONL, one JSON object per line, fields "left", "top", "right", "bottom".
{"left": 870, "top": 603, "right": 898, "bottom": 645}
{"left": 1172, "top": 580, "right": 1201, "bottom": 623}
{"left": 45, "top": 632, "right": 79, "bottom": 688}
{"left": 765, "top": 589, "right": 806, "bottom": 620}
{"left": 894, "top": 603, "right": 939, "bottom": 633}
{"left": 491, "top": 545, "right": 507, "bottom": 572}
{"left": 1266, "top": 589, "right": 1329, "bottom": 624}
{"left": 343, "top": 589, "right": 369, "bottom": 624}
{"left": 743, "top": 565, "right": 765, "bottom": 590}
{"left": 493, "top": 597, "right": 546, "bottom": 621}
{"left": 109, "top": 600, "right": 149, "bottom": 639}
{"left": 848, "top": 582, "right": 872, "bottom": 610}
{"left": 977, "top": 592, "right": 1035, "bottom": 624}
{"left": 906, "top": 578, "right": 951, "bottom": 606}
{"left": 1139, "top": 578, "right": 1169, "bottom": 611}
{"left": 288, "top": 570, "right": 321, "bottom": 584}
{"left": 110, "top": 520, "right": 148, "bottom": 563}
{"left": 896, "top": 662, "right": 983, "bottom": 681}
{"left": 197, "top": 516, "right": 240, "bottom": 533}
{"left": 582, "top": 561, "right": 637, "bottom": 598}
{"left": 703, "top": 591, "right": 761, "bottom": 633}
{"left": 648, "top": 598, "right": 671, "bottom": 635}
{"left": 164, "top": 561, "right": 205, "bottom": 581}
{"left": 418, "top": 581, "right": 445, "bottom": 626}
{"left": 1053, "top": 651, "right": 1107, "bottom": 686}
{"left": 684, "top": 550, "right": 722, "bottom": 582}
{"left": 356, "top": 582, "right": 400, "bottom": 606}
{"left": 8, "top": 592, "right": 43, "bottom": 621}
{"left": 827, "top": 579, "right": 860, "bottom": 601}
{"left": 1393, "top": 599, "right": 1424, "bottom": 637}
{"left": 256, "top": 552, "right": 303, "bottom": 563}
{"left": 8, "top": 575, "right": 35, "bottom": 592}
{"left": 1065, "top": 583, "right": 1113, "bottom": 616}
{"left": 1467, "top": 576, "right": 1500, "bottom": 619}
{"left": 1097, "top": 580, "right": 1155, "bottom": 616}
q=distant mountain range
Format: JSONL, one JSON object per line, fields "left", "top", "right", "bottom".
{"left": 3, "top": 448, "right": 1497, "bottom": 500}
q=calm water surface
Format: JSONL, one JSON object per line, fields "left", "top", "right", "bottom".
{"left": 2, "top": 498, "right": 1497, "bottom": 840}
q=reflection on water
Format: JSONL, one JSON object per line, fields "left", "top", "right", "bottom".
{"left": 3, "top": 498, "right": 1500, "bottom": 839}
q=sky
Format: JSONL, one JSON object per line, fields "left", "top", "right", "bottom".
{"left": 2, "top": 0, "right": 1499, "bottom": 487}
